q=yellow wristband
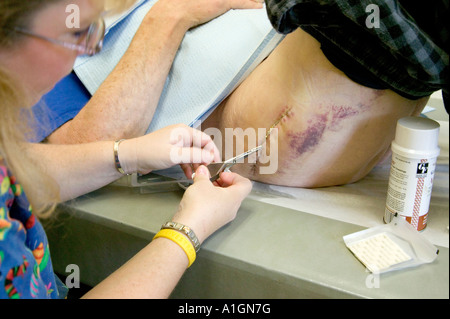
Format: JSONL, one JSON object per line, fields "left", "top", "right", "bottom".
{"left": 153, "top": 229, "right": 196, "bottom": 267}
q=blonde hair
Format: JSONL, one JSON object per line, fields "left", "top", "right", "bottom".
{"left": 0, "top": 0, "right": 136, "bottom": 218}
{"left": 0, "top": 67, "right": 59, "bottom": 218}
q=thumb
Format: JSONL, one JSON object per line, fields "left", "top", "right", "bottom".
{"left": 192, "top": 165, "right": 211, "bottom": 182}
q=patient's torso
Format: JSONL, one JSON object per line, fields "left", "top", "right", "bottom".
{"left": 203, "top": 28, "right": 427, "bottom": 187}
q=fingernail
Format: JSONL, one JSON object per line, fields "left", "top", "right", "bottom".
{"left": 196, "top": 165, "right": 209, "bottom": 176}
{"left": 204, "top": 151, "right": 214, "bottom": 162}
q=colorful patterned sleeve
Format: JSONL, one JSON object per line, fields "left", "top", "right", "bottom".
{"left": 1, "top": 165, "right": 63, "bottom": 299}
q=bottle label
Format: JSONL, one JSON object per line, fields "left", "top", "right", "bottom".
{"left": 385, "top": 153, "right": 436, "bottom": 231}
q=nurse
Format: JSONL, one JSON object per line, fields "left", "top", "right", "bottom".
{"left": 0, "top": 0, "right": 257, "bottom": 299}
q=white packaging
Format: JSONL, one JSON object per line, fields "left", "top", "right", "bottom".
{"left": 344, "top": 216, "right": 439, "bottom": 274}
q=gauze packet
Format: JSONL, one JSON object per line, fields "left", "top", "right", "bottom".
{"left": 343, "top": 216, "right": 439, "bottom": 274}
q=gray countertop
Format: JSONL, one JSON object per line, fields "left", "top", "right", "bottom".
{"left": 44, "top": 178, "right": 449, "bottom": 298}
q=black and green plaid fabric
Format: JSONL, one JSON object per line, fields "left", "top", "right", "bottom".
{"left": 265, "top": 0, "right": 449, "bottom": 111}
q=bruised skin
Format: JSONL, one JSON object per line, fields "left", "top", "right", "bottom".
{"left": 203, "top": 28, "right": 428, "bottom": 187}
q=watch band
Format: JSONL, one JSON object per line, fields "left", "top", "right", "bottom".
{"left": 161, "top": 221, "right": 201, "bottom": 252}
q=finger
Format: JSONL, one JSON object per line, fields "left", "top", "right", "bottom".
{"left": 192, "top": 165, "right": 211, "bottom": 182}
{"left": 180, "top": 163, "right": 193, "bottom": 179}
{"left": 229, "top": 0, "right": 264, "bottom": 9}
{"left": 169, "top": 124, "right": 191, "bottom": 147}
{"left": 191, "top": 162, "right": 201, "bottom": 173}
{"left": 215, "top": 172, "right": 252, "bottom": 195}
{"left": 191, "top": 129, "right": 213, "bottom": 147}
{"left": 202, "top": 139, "right": 221, "bottom": 163}
{"left": 178, "top": 127, "right": 219, "bottom": 162}
{"left": 178, "top": 146, "right": 216, "bottom": 164}
{"left": 191, "top": 130, "right": 221, "bottom": 161}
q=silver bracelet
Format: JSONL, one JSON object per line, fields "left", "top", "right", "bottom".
{"left": 161, "top": 221, "right": 201, "bottom": 252}
{"left": 113, "top": 139, "right": 130, "bottom": 175}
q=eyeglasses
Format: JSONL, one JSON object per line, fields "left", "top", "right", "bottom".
{"left": 12, "top": 17, "right": 105, "bottom": 56}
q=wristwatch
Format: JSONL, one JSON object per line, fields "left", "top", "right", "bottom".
{"left": 161, "top": 221, "right": 201, "bottom": 252}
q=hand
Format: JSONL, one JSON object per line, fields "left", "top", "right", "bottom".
{"left": 150, "top": 0, "right": 264, "bottom": 30}
{"left": 172, "top": 165, "right": 253, "bottom": 244}
{"left": 120, "top": 124, "right": 220, "bottom": 174}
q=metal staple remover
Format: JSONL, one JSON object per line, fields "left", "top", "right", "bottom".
{"left": 208, "top": 145, "right": 263, "bottom": 182}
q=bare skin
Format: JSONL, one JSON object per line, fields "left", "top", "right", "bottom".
{"left": 203, "top": 28, "right": 428, "bottom": 187}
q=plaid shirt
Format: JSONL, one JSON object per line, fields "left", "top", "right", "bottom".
{"left": 265, "top": 0, "right": 449, "bottom": 110}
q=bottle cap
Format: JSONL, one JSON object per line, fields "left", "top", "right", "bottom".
{"left": 392, "top": 117, "right": 440, "bottom": 157}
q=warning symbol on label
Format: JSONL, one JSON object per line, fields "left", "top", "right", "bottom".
{"left": 416, "top": 162, "right": 428, "bottom": 176}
